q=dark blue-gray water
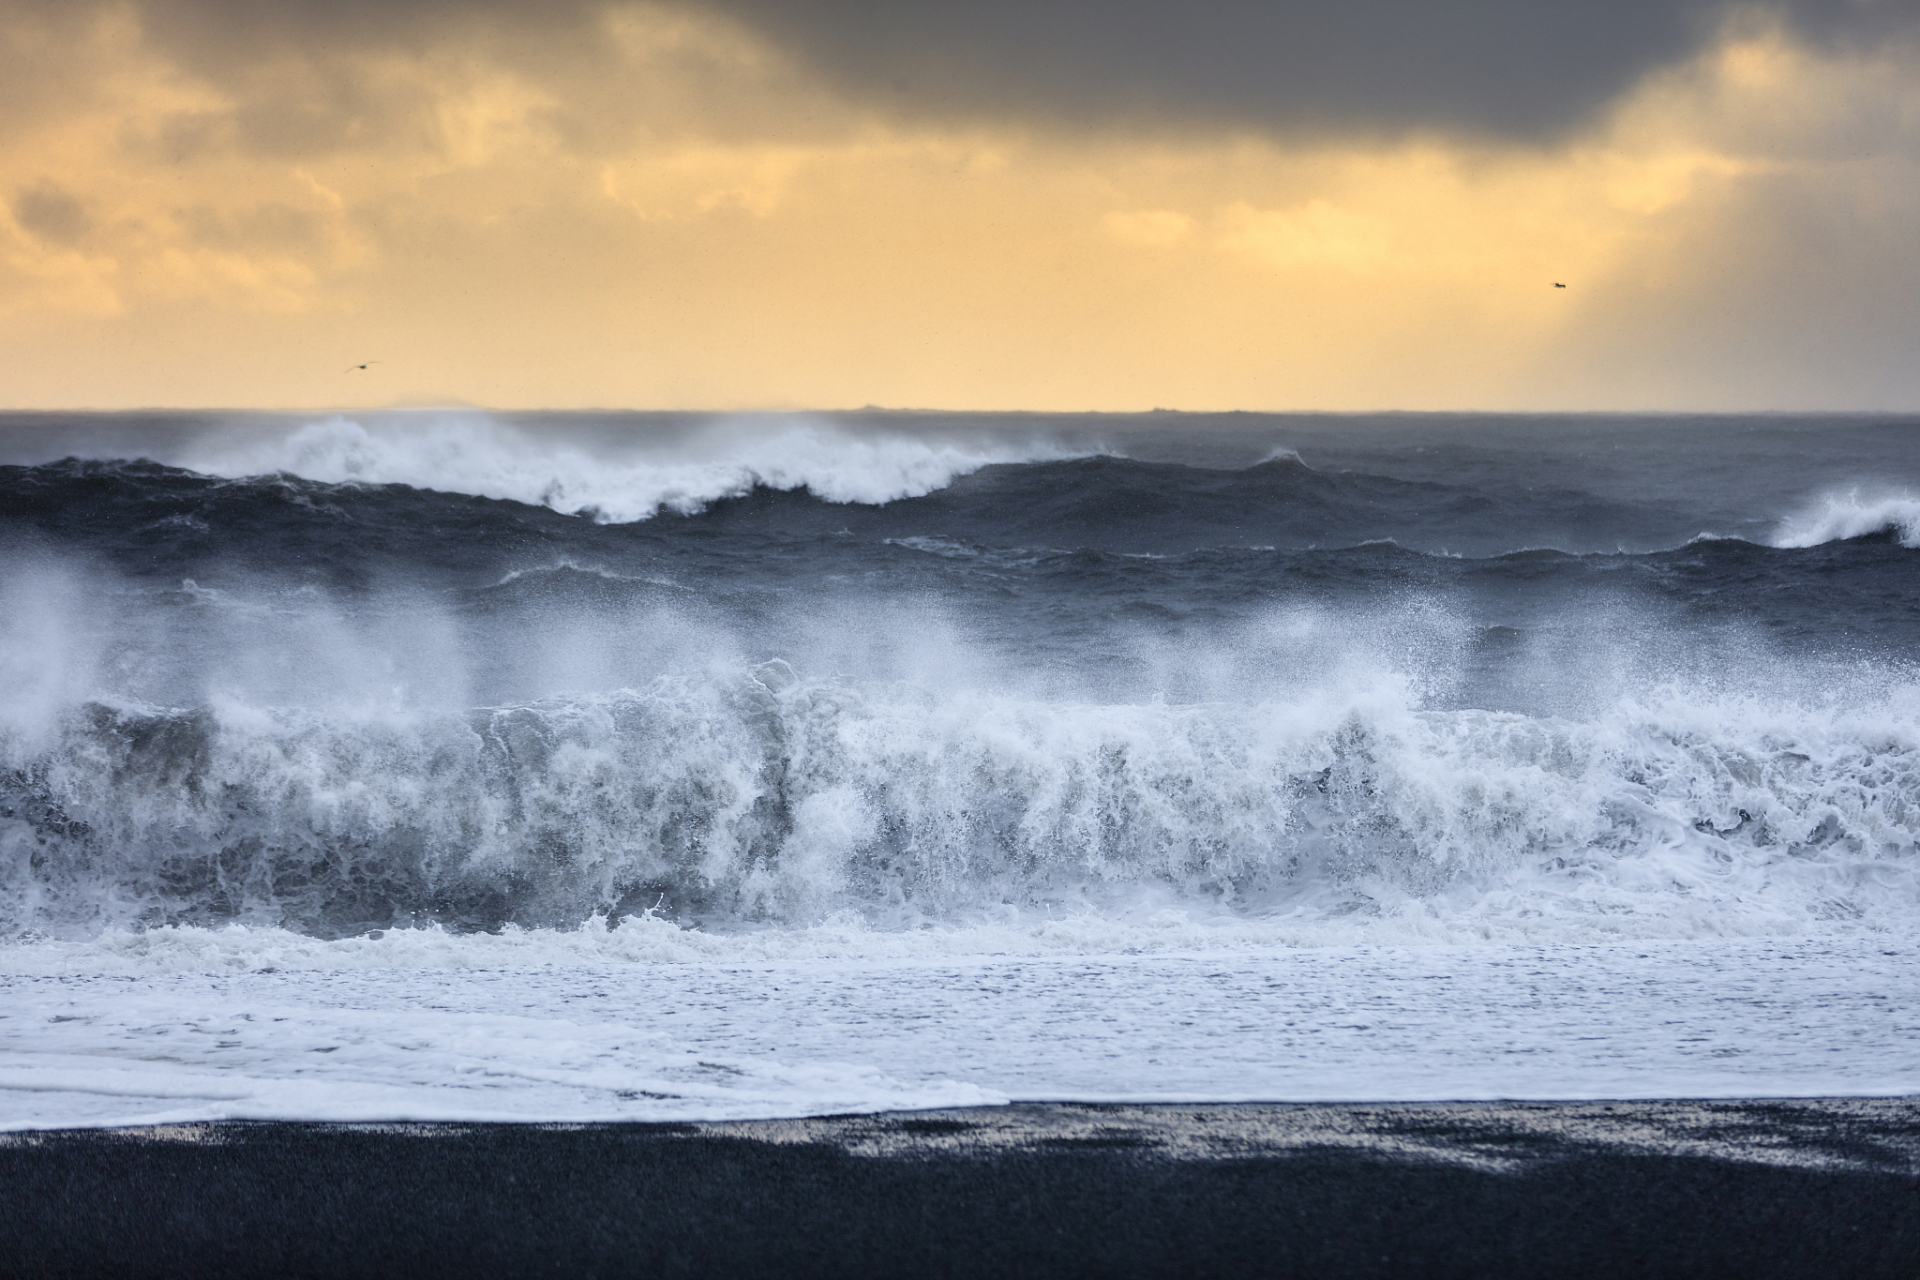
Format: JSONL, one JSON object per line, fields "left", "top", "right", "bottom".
{"left": 2, "top": 410, "right": 1916, "bottom": 940}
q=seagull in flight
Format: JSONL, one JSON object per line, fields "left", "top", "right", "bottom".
{"left": 345, "top": 361, "right": 380, "bottom": 372}
{"left": 1553, "top": 282, "right": 1566, "bottom": 288}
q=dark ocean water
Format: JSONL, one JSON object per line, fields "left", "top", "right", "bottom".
{"left": 2, "top": 410, "right": 1917, "bottom": 942}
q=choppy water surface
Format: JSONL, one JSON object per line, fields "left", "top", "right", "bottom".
{"left": 1, "top": 410, "right": 1916, "bottom": 1125}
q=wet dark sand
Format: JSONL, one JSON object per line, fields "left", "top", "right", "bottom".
{"left": 3, "top": 1099, "right": 1917, "bottom": 1279}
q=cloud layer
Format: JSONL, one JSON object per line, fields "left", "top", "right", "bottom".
{"left": 1, "top": 1, "right": 1918, "bottom": 409}
{"left": 24, "top": 2, "right": 1919, "bottom": 140}
{"left": 710, "top": 0, "right": 1729, "bottom": 138}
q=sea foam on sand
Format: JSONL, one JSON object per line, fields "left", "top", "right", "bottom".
{"left": 3, "top": 933, "right": 1914, "bottom": 1130}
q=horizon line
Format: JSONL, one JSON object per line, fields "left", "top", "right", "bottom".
{"left": 1, "top": 405, "right": 1917, "bottom": 419}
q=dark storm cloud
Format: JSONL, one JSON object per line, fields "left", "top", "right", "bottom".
{"left": 704, "top": 0, "right": 1707, "bottom": 138}
{"left": 5, "top": 0, "right": 1917, "bottom": 144}
{"left": 701, "top": 0, "right": 1920, "bottom": 138}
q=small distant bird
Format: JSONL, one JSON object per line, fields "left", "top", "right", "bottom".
{"left": 1553, "top": 283, "right": 1566, "bottom": 288}
{"left": 346, "top": 361, "right": 380, "bottom": 372}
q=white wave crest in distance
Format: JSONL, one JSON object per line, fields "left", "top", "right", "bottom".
{"left": 1772, "top": 489, "right": 1920, "bottom": 548}
{"left": 179, "top": 414, "right": 1080, "bottom": 522}
{"left": 5, "top": 667, "right": 1916, "bottom": 948}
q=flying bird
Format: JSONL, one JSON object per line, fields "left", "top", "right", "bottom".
{"left": 1553, "top": 283, "right": 1566, "bottom": 288}
{"left": 346, "top": 361, "right": 380, "bottom": 372}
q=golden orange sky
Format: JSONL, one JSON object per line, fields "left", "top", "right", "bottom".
{"left": 2, "top": 1, "right": 1918, "bottom": 411}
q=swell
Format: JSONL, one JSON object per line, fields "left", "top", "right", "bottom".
{"left": 5, "top": 666, "right": 1916, "bottom": 941}
{"left": 0, "top": 453, "right": 1788, "bottom": 561}
{"left": 7, "top": 411, "right": 1917, "bottom": 554}
{"left": 8, "top": 460, "right": 1919, "bottom": 685}
{"left": 4, "top": 457, "right": 1914, "bottom": 608}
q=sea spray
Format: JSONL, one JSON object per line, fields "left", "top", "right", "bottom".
{"left": 1772, "top": 488, "right": 1920, "bottom": 548}
{"left": 6, "top": 411, "right": 1920, "bottom": 1131}
{"left": 176, "top": 413, "right": 1088, "bottom": 523}
{"left": 5, "top": 666, "right": 1915, "bottom": 940}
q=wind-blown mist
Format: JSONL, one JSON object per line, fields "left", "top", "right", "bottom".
{"left": 2, "top": 411, "right": 1916, "bottom": 952}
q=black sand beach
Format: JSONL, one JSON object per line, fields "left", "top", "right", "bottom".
{"left": 3, "top": 1099, "right": 1916, "bottom": 1279}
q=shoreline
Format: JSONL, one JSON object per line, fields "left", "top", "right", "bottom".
{"left": 4, "top": 1099, "right": 1916, "bottom": 1278}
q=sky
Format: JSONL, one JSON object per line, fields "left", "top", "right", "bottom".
{"left": 1, "top": 0, "right": 1917, "bottom": 412}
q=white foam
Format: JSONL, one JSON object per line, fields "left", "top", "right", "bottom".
{"left": 175, "top": 413, "right": 1080, "bottom": 523}
{"left": 3, "top": 935, "right": 1913, "bottom": 1129}
{"left": 5, "top": 668, "right": 1917, "bottom": 947}
{"left": 1772, "top": 489, "right": 1920, "bottom": 548}
{"left": 0, "top": 971, "right": 1000, "bottom": 1129}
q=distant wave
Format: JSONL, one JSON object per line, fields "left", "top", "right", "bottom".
{"left": 12, "top": 418, "right": 1792, "bottom": 557}
{"left": 1772, "top": 490, "right": 1920, "bottom": 549}
{"left": 177, "top": 414, "right": 1083, "bottom": 523}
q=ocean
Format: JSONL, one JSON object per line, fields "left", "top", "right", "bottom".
{"left": 2, "top": 409, "right": 1917, "bottom": 1127}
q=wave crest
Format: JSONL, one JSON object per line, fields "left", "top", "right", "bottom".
{"left": 179, "top": 413, "right": 1080, "bottom": 522}
{"left": 5, "top": 668, "right": 1916, "bottom": 944}
{"left": 1772, "top": 490, "right": 1920, "bottom": 549}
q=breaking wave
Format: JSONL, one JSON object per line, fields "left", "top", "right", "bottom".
{"left": 4, "top": 663, "right": 1916, "bottom": 948}
{"left": 1773, "top": 490, "right": 1920, "bottom": 549}
{"left": 174, "top": 413, "right": 1082, "bottom": 523}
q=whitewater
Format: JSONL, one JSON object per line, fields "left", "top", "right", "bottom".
{"left": 2, "top": 409, "right": 1917, "bottom": 1128}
